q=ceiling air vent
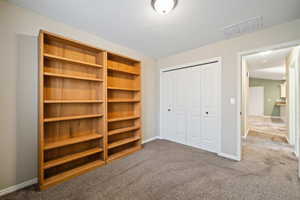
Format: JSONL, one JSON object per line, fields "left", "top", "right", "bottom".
{"left": 223, "top": 16, "right": 263, "bottom": 38}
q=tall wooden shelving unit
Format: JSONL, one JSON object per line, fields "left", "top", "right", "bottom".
{"left": 39, "top": 31, "right": 107, "bottom": 189}
{"left": 106, "top": 53, "right": 142, "bottom": 162}
{"left": 38, "top": 30, "right": 142, "bottom": 190}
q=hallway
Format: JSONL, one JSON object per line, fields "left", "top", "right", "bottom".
{"left": 248, "top": 116, "right": 288, "bottom": 143}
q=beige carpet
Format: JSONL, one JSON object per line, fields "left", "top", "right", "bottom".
{"left": 1, "top": 139, "right": 299, "bottom": 200}
{"left": 248, "top": 116, "right": 288, "bottom": 137}
{"left": 248, "top": 130, "right": 289, "bottom": 144}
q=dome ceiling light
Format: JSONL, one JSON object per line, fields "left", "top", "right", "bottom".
{"left": 151, "top": 0, "right": 178, "bottom": 15}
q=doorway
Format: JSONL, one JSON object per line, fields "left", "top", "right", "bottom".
{"left": 239, "top": 43, "right": 300, "bottom": 176}
{"left": 160, "top": 58, "right": 221, "bottom": 154}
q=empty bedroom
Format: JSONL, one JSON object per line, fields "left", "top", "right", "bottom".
{"left": 1, "top": 0, "right": 300, "bottom": 199}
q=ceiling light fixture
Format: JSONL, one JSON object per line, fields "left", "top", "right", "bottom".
{"left": 151, "top": 0, "right": 178, "bottom": 15}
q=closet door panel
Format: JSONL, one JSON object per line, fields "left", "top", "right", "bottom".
{"left": 162, "top": 71, "right": 176, "bottom": 142}
{"left": 200, "top": 63, "right": 220, "bottom": 153}
{"left": 186, "top": 67, "right": 202, "bottom": 148}
{"left": 172, "top": 70, "right": 187, "bottom": 144}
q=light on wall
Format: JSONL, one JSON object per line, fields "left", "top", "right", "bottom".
{"left": 151, "top": 0, "right": 178, "bottom": 15}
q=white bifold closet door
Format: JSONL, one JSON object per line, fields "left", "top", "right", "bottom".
{"left": 162, "top": 62, "right": 221, "bottom": 153}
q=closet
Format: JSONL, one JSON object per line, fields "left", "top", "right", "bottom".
{"left": 38, "top": 30, "right": 142, "bottom": 189}
{"left": 161, "top": 61, "right": 221, "bottom": 153}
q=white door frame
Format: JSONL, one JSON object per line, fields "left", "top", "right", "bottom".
{"left": 237, "top": 40, "right": 300, "bottom": 162}
{"left": 159, "top": 57, "right": 222, "bottom": 154}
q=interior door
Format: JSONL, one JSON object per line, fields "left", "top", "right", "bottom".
{"left": 248, "top": 87, "right": 264, "bottom": 116}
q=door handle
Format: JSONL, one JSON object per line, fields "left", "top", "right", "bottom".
{"left": 168, "top": 108, "right": 171, "bottom": 112}
{"left": 206, "top": 112, "right": 209, "bottom": 115}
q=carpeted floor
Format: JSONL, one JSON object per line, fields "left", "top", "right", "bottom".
{"left": 248, "top": 116, "right": 288, "bottom": 137}
{"left": 1, "top": 139, "right": 299, "bottom": 200}
{"left": 247, "top": 130, "right": 289, "bottom": 144}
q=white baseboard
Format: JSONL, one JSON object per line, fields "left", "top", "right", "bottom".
{"left": 0, "top": 178, "right": 37, "bottom": 197}
{"left": 218, "top": 152, "right": 241, "bottom": 161}
{"left": 142, "top": 136, "right": 161, "bottom": 144}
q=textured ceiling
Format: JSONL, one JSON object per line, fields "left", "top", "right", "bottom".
{"left": 8, "top": 0, "right": 300, "bottom": 58}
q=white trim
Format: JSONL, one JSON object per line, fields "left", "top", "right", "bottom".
{"left": 159, "top": 57, "right": 222, "bottom": 154}
{"left": 142, "top": 136, "right": 161, "bottom": 144}
{"left": 0, "top": 178, "right": 37, "bottom": 197}
{"left": 237, "top": 40, "right": 300, "bottom": 162}
{"left": 159, "top": 69, "right": 163, "bottom": 139}
{"left": 160, "top": 57, "right": 221, "bottom": 72}
{"left": 218, "top": 152, "right": 240, "bottom": 161}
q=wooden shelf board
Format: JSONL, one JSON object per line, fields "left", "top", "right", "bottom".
{"left": 44, "top": 148, "right": 103, "bottom": 169}
{"left": 44, "top": 134, "right": 103, "bottom": 150}
{"left": 108, "top": 99, "right": 140, "bottom": 103}
{"left": 42, "top": 160, "right": 105, "bottom": 190}
{"left": 108, "top": 115, "right": 140, "bottom": 123}
{"left": 107, "top": 66, "right": 139, "bottom": 75}
{"left": 42, "top": 30, "right": 104, "bottom": 53}
{"left": 108, "top": 136, "right": 141, "bottom": 149}
{"left": 44, "top": 114, "right": 103, "bottom": 123}
{"left": 44, "top": 100, "right": 103, "bottom": 104}
{"left": 107, "top": 86, "right": 140, "bottom": 91}
{"left": 44, "top": 53, "right": 103, "bottom": 68}
{"left": 107, "top": 52, "right": 141, "bottom": 63}
{"left": 107, "top": 146, "right": 141, "bottom": 163}
{"left": 108, "top": 126, "right": 140, "bottom": 136}
{"left": 44, "top": 72, "right": 103, "bottom": 82}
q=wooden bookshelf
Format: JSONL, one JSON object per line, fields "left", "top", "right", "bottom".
{"left": 44, "top": 53, "right": 103, "bottom": 68}
{"left": 107, "top": 146, "right": 142, "bottom": 163}
{"left": 108, "top": 136, "right": 141, "bottom": 149}
{"left": 38, "top": 30, "right": 142, "bottom": 190}
{"left": 43, "top": 160, "right": 105, "bottom": 189}
{"left": 44, "top": 148, "right": 103, "bottom": 169}
{"left": 108, "top": 99, "right": 140, "bottom": 103}
{"left": 107, "top": 66, "right": 140, "bottom": 75}
{"left": 39, "top": 30, "right": 106, "bottom": 190}
{"left": 106, "top": 52, "right": 142, "bottom": 162}
{"left": 108, "top": 126, "right": 140, "bottom": 136}
{"left": 108, "top": 115, "right": 140, "bottom": 123}
{"left": 107, "top": 86, "right": 140, "bottom": 91}
{"left": 44, "top": 114, "right": 104, "bottom": 123}
{"left": 44, "top": 100, "right": 104, "bottom": 104}
{"left": 44, "top": 72, "right": 103, "bottom": 82}
{"left": 44, "top": 134, "right": 103, "bottom": 150}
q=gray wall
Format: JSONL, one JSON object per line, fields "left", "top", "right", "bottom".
{"left": 158, "top": 19, "right": 300, "bottom": 159}
{"left": 0, "top": 1, "right": 159, "bottom": 190}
